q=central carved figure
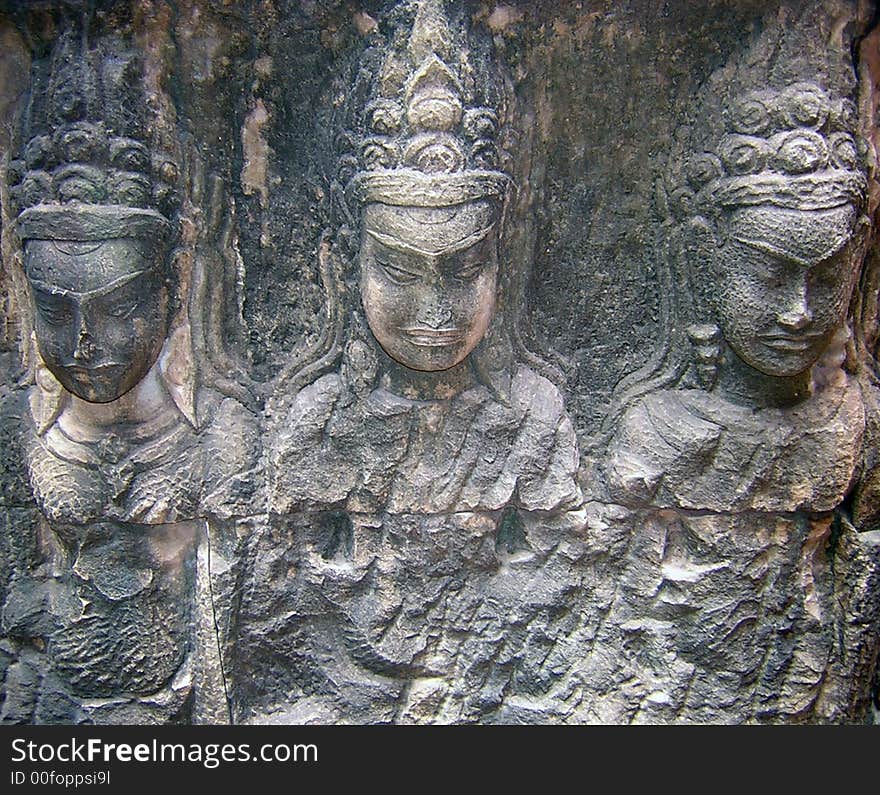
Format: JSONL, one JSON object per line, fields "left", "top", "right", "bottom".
{"left": 266, "top": 0, "right": 580, "bottom": 516}
{"left": 340, "top": 0, "right": 512, "bottom": 403}
{"left": 247, "top": 0, "right": 584, "bottom": 725}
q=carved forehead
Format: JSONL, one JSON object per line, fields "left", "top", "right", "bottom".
{"left": 727, "top": 204, "right": 858, "bottom": 267}
{"left": 24, "top": 238, "right": 162, "bottom": 293}
{"left": 362, "top": 200, "right": 499, "bottom": 256}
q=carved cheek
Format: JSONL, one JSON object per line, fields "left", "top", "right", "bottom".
{"left": 367, "top": 265, "right": 413, "bottom": 333}
{"left": 90, "top": 311, "right": 127, "bottom": 356}
{"left": 458, "top": 269, "right": 496, "bottom": 344}
{"left": 34, "top": 315, "right": 75, "bottom": 366}
{"left": 361, "top": 265, "right": 389, "bottom": 331}
{"left": 831, "top": 260, "right": 857, "bottom": 316}
{"left": 715, "top": 279, "right": 768, "bottom": 362}
{"left": 814, "top": 277, "right": 850, "bottom": 333}
{"left": 128, "top": 313, "right": 165, "bottom": 373}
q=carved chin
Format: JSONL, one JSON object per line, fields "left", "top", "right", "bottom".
{"left": 55, "top": 367, "right": 134, "bottom": 403}
{"left": 376, "top": 334, "right": 475, "bottom": 372}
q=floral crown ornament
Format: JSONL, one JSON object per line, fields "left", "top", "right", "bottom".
{"left": 661, "top": 82, "right": 867, "bottom": 221}
{"left": 8, "top": 27, "right": 177, "bottom": 245}
{"left": 343, "top": 0, "right": 512, "bottom": 211}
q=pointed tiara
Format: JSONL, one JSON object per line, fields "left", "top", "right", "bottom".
{"left": 346, "top": 0, "right": 511, "bottom": 209}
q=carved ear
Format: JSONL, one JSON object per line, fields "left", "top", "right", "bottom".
{"left": 852, "top": 215, "right": 872, "bottom": 258}
{"left": 30, "top": 341, "right": 67, "bottom": 435}
{"left": 473, "top": 315, "right": 513, "bottom": 405}
{"left": 159, "top": 324, "right": 200, "bottom": 430}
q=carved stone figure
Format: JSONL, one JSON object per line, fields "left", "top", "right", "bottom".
{"left": 228, "top": 0, "right": 584, "bottom": 724}
{"left": 591, "top": 71, "right": 880, "bottom": 723}
{"left": 0, "top": 0, "right": 878, "bottom": 726}
{"left": 606, "top": 82, "right": 869, "bottom": 513}
{"left": 267, "top": 0, "right": 580, "bottom": 518}
{"left": 1, "top": 20, "right": 259, "bottom": 724}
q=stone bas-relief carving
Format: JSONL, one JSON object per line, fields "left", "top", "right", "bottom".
{"left": 1, "top": 0, "right": 879, "bottom": 724}
{"left": 7, "top": 31, "right": 259, "bottom": 529}
{"left": 267, "top": 0, "right": 580, "bottom": 517}
{"left": 607, "top": 81, "right": 869, "bottom": 512}
{"left": 234, "top": 0, "right": 584, "bottom": 723}
{"left": 0, "top": 18, "right": 259, "bottom": 723}
{"left": 597, "top": 65, "right": 880, "bottom": 720}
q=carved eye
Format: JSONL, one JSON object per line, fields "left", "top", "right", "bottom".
{"left": 759, "top": 260, "right": 789, "bottom": 290}
{"left": 451, "top": 262, "right": 486, "bottom": 283}
{"left": 377, "top": 259, "right": 420, "bottom": 285}
{"left": 105, "top": 296, "right": 141, "bottom": 319}
{"left": 34, "top": 293, "right": 73, "bottom": 326}
{"left": 811, "top": 261, "right": 840, "bottom": 288}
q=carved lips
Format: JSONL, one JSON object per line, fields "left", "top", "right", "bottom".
{"left": 757, "top": 331, "right": 824, "bottom": 353}
{"left": 400, "top": 327, "right": 465, "bottom": 347}
{"left": 63, "top": 362, "right": 126, "bottom": 383}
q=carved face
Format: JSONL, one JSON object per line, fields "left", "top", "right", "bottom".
{"left": 359, "top": 201, "right": 499, "bottom": 372}
{"left": 710, "top": 204, "right": 865, "bottom": 377}
{"left": 25, "top": 238, "right": 169, "bottom": 403}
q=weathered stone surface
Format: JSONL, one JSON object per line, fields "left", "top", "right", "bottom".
{"left": 0, "top": 0, "right": 878, "bottom": 724}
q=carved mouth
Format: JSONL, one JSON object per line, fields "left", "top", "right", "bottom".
{"left": 400, "top": 327, "right": 465, "bottom": 347}
{"left": 758, "top": 333, "right": 822, "bottom": 353}
{"left": 63, "top": 362, "right": 125, "bottom": 378}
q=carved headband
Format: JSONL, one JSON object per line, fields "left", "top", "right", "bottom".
{"left": 704, "top": 171, "right": 866, "bottom": 212}
{"left": 16, "top": 204, "right": 171, "bottom": 242}
{"left": 348, "top": 169, "right": 510, "bottom": 208}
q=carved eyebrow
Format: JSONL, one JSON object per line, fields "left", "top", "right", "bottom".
{"left": 365, "top": 224, "right": 497, "bottom": 258}
{"left": 29, "top": 269, "right": 148, "bottom": 300}
{"left": 732, "top": 234, "right": 850, "bottom": 269}
{"left": 366, "top": 229, "right": 438, "bottom": 258}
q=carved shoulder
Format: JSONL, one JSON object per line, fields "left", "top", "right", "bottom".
{"left": 605, "top": 389, "right": 724, "bottom": 509}
{"left": 267, "top": 373, "right": 352, "bottom": 513}
{"left": 200, "top": 391, "right": 265, "bottom": 521}
{"left": 606, "top": 380, "right": 864, "bottom": 513}
{"left": 507, "top": 365, "right": 583, "bottom": 512}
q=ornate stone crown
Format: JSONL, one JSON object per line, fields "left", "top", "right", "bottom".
{"left": 343, "top": 0, "right": 510, "bottom": 210}
{"left": 666, "top": 82, "right": 867, "bottom": 219}
{"left": 8, "top": 29, "right": 175, "bottom": 242}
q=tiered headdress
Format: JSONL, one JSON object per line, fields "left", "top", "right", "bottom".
{"left": 8, "top": 27, "right": 175, "bottom": 244}
{"left": 665, "top": 82, "right": 866, "bottom": 220}
{"left": 343, "top": 0, "right": 510, "bottom": 210}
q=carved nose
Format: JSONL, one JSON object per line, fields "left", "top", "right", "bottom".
{"left": 417, "top": 297, "right": 454, "bottom": 329}
{"left": 777, "top": 302, "right": 813, "bottom": 331}
{"left": 776, "top": 282, "right": 813, "bottom": 331}
{"left": 73, "top": 318, "right": 97, "bottom": 362}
